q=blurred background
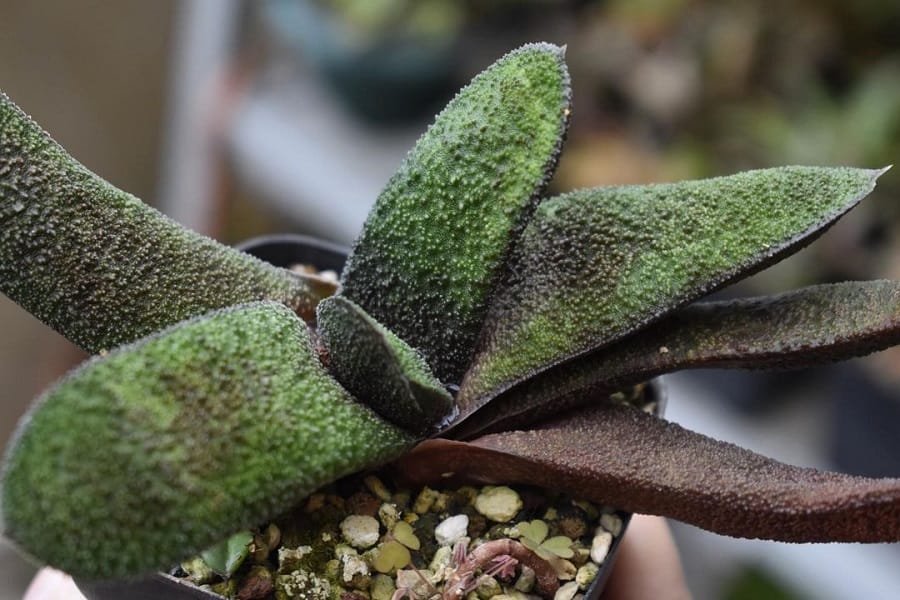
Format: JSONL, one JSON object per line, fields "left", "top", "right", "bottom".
{"left": 1, "top": 0, "right": 900, "bottom": 598}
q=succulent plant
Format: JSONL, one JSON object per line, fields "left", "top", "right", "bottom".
{"left": 2, "top": 43, "right": 900, "bottom": 585}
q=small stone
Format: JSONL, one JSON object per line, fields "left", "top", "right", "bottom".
{"left": 364, "top": 475, "right": 392, "bottom": 501}
{"left": 431, "top": 491, "right": 452, "bottom": 513}
{"left": 600, "top": 514, "right": 623, "bottom": 537}
{"left": 556, "top": 515, "right": 587, "bottom": 540}
{"left": 277, "top": 546, "right": 312, "bottom": 573}
{"left": 413, "top": 487, "right": 440, "bottom": 514}
{"left": 276, "top": 569, "right": 332, "bottom": 600}
{"left": 590, "top": 530, "right": 613, "bottom": 564}
{"left": 378, "top": 503, "right": 401, "bottom": 530}
{"left": 475, "top": 574, "right": 502, "bottom": 599}
{"left": 514, "top": 565, "right": 536, "bottom": 593}
{"left": 180, "top": 556, "right": 215, "bottom": 585}
{"left": 370, "top": 574, "right": 396, "bottom": 600}
{"left": 435, "top": 514, "right": 469, "bottom": 546}
{"left": 575, "top": 563, "right": 599, "bottom": 591}
{"left": 236, "top": 565, "right": 274, "bottom": 600}
{"left": 554, "top": 581, "right": 580, "bottom": 600}
{"left": 341, "top": 552, "right": 371, "bottom": 587}
{"left": 474, "top": 486, "right": 523, "bottom": 523}
{"left": 429, "top": 545, "right": 453, "bottom": 579}
{"left": 542, "top": 507, "right": 559, "bottom": 521}
{"left": 550, "top": 558, "right": 577, "bottom": 581}
{"left": 341, "top": 515, "right": 380, "bottom": 549}
{"left": 396, "top": 568, "right": 434, "bottom": 597}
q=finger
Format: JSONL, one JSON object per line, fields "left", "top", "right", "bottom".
{"left": 23, "top": 567, "right": 86, "bottom": 600}
{"left": 601, "top": 514, "right": 691, "bottom": 600}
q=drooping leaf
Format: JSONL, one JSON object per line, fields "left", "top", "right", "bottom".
{"left": 398, "top": 402, "right": 900, "bottom": 543}
{"left": 1, "top": 302, "right": 413, "bottom": 580}
{"left": 317, "top": 296, "right": 453, "bottom": 434}
{"left": 339, "top": 43, "right": 572, "bottom": 383}
{"left": 452, "top": 280, "right": 900, "bottom": 438}
{"left": 0, "top": 92, "right": 334, "bottom": 354}
{"left": 459, "top": 166, "right": 887, "bottom": 412}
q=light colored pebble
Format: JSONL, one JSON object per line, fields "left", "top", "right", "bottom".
{"left": 551, "top": 558, "right": 577, "bottom": 581}
{"left": 435, "top": 514, "right": 469, "bottom": 546}
{"left": 514, "top": 565, "right": 536, "bottom": 593}
{"left": 474, "top": 486, "right": 523, "bottom": 522}
{"left": 475, "top": 574, "right": 502, "bottom": 599}
{"left": 413, "top": 487, "right": 440, "bottom": 514}
{"left": 590, "top": 530, "right": 613, "bottom": 564}
{"left": 378, "top": 502, "right": 401, "bottom": 530}
{"left": 341, "top": 552, "right": 370, "bottom": 584}
{"left": 341, "top": 515, "right": 380, "bottom": 549}
{"left": 396, "top": 568, "right": 434, "bottom": 597}
{"left": 600, "top": 514, "right": 623, "bottom": 537}
{"left": 432, "top": 491, "right": 452, "bottom": 513}
{"left": 364, "top": 475, "right": 392, "bottom": 501}
{"left": 575, "top": 562, "right": 599, "bottom": 590}
{"left": 429, "top": 545, "right": 453, "bottom": 579}
{"left": 370, "top": 574, "right": 396, "bottom": 600}
{"left": 554, "top": 581, "right": 580, "bottom": 600}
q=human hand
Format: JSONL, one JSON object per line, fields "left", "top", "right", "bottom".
{"left": 23, "top": 567, "right": 86, "bottom": 600}
{"left": 601, "top": 514, "right": 692, "bottom": 600}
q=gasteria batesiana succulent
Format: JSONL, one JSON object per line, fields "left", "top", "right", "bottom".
{"left": 2, "top": 43, "right": 900, "bottom": 588}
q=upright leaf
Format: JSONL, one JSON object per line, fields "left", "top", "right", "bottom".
{"left": 1, "top": 302, "right": 413, "bottom": 580}
{"left": 399, "top": 403, "right": 900, "bottom": 543}
{"left": 0, "top": 92, "right": 334, "bottom": 354}
{"left": 459, "top": 167, "right": 886, "bottom": 411}
{"left": 340, "top": 43, "right": 571, "bottom": 383}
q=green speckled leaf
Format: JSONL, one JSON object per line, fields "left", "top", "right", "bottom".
{"left": 317, "top": 296, "right": 453, "bottom": 434}
{"left": 0, "top": 92, "right": 334, "bottom": 354}
{"left": 399, "top": 403, "right": 900, "bottom": 542}
{"left": 340, "top": 43, "right": 571, "bottom": 383}
{"left": 453, "top": 280, "right": 900, "bottom": 438}
{"left": 1, "top": 302, "right": 413, "bottom": 580}
{"left": 458, "top": 166, "right": 886, "bottom": 413}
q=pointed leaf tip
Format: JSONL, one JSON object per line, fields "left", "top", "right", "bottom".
{"left": 459, "top": 166, "right": 883, "bottom": 413}
{"left": 400, "top": 403, "right": 900, "bottom": 543}
{"left": 340, "top": 43, "right": 572, "bottom": 383}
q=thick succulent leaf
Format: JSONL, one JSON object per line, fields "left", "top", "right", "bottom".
{"left": 0, "top": 92, "right": 334, "bottom": 354}
{"left": 339, "top": 43, "right": 572, "bottom": 383}
{"left": 459, "top": 166, "right": 886, "bottom": 412}
{"left": 317, "top": 296, "right": 453, "bottom": 434}
{"left": 452, "top": 280, "right": 900, "bottom": 438}
{"left": 398, "top": 403, "right": 900, "bottom": 543}
{"left": 1, "top": 302, "right": 413, "bottom": 580}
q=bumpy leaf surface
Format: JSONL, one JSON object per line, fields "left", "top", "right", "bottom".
{"left": 339, "top": 43, "right": 571, "bottom": 383}
{"left": 459, "top": 166, "right": 885, "bottom": 412}
{"left": 0, "top": 92, "right": 334, "bottom": 354}
{"left": 317, "top": 296, "right": 453, "bottom": 433}
{"left": 453, "top": 280, "right": 900, "bottom": 438}
{"left": 1, "top": 302, "right": 413, "bottom": 580}
{"left": 399, "top": 403, "right": 900, "bottom": 542}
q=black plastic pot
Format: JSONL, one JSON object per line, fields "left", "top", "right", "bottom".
{"left": 75, "top": 234, "right": 663, "bottom": 600}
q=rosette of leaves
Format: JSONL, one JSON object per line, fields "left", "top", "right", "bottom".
{"left": 2, "top": 43, "right": 900, "bottom": 583}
